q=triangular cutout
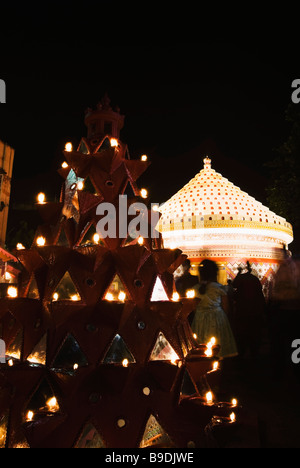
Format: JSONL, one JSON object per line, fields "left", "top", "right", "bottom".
{"left": 180, "top": 370, "right": 198, "bottom": 398}
{"left": 102, "top": 334, "right": 136, "bottom": 365}
{"left": 27, "top": 333, "right": 47, "bottom": 366}
{"left": 150, "top": 277, "right": 169, "bottom": 302}
{"left": 52, "top": 333, "right": 88, "bottom": 373}
{"left": 96, "top": 137, "right": 111, "bottom": 152}
{"left": 12, "top": 436, "right": 30, "bottom": 449}
{"left": 0, "top": 410, "right": 9, "bottom": 448}
{"left": 104, "top": 274, "right": 129, "bottom": 302}
{"left": 123, "top": 181, "right": 137, "bottom": 197}
{"left": 139, "top": 414, "right": 174, "bottom": 448}
{"left": 27, "top": 275, "right": 40, "bottom": 299}
{"left": 57, "top": 226, "right": 69, "bottom": 247}
{"left": 54, "top": 271, "right": 81, "bottom": 301}
{"left": 6, "top": 329, "right": 23, "bottom": 361}
{"left": 78, "top": 139, "right": 89, "bottom": 154}
{"left": 80, "top": 223, "right": 98, "bottom": 246}
{"left": 74, "top": 423, "right": 106, "bottom": 448}
{"left": 25, "top": 378, "right": 60, "bottom": 419}
{"left": 82, "top": 176, "right": 97, "bottom": 195}
{"left": 149, "top": 332, "right": 180, "bottom": 363}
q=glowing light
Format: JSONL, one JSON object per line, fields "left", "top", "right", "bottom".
{"left": 71, "top": 294, "right": 80, "bottom": 302}
{"left": 170, "top": 357, "right": 178, "bottom": 365}
{"left": 26, "top": 411, "right": 34, "bottom": 422}
{"left": 105, "top": 292, "right": 114, "bottom": 302}
{"left": 110, "top": 138, "right": 118, "bottom": 147}
{"left": 8, "top": 359, "right": 13, "bottom": 367}
{"left": 213, "top": 361, "right": 219, "bottom": 370}
{"left": 36, "top": 236, "right": 46, "bottom": 247}
{"left": 193, "top": 333, "right": 197, "bottom": 340}
{"left": 230, "top": 412, "right": 236, "bottom": 422}
{"left": 61, "top": 161, "right": 68, "bottom": 168}
{"left": 65, "top": 142, "right": 73, "bottom": 152}
{"left": 206, "top": 391, "right": 213, "bottom": 405}
{"left": 53, "top": 293, "right": 59, "bottom": 301}
{"left": 7, "top": 287, "right": 17, "bottom": 298}
{"left": 205, "top": 347, "right": 213, "bottom": 357}
{"left": 172, "top": 292, "right": 180, "bottom": 301}
{"left": 46, "top": 397, "right": 59, "bottom": 412}
{"left": 16, "top": 243, "right": 25, "bottom": 250}
{"left": 118, "top": 291, "right": 126, "bottom": 302}
{"left": 37, "top": 192, "right": 45, "bottom": 204}
{"left": 93, "top": 233, "right": 100, "bottom": 244}
{"left": 137, "top": 236, "right": 144, "bottom": 245}
{"left": 186, "top": 289, "right": 195, "bottom": 299}
{"left": 208, "top": 337, "right": 214, "bottom": 347}
{"left": 205, "top": 337, "right": 216, "bottom": 357}
{"left": 77, "top": 181, "right": 84, "bottom": 190}
{"left": 122, "top": 359, "right": 129, "bottom": 368}
{"left": 140, "top": 188, "right": 148, "bottom": 199}
{"left": 73, "top": 363, "right": 79, "bottom": 370}
{"left": 141, "top": 154, "right": 147, "bottom": 161}
{"left": 4, "top": 272, "right": 11, "bottom": 281}
{"left": 152, "top": 204, "right": 159, "bottom": 212}
{"left": 231, "top": 398, "right": 237, "bottom": 407}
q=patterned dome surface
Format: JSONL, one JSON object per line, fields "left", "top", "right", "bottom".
{"left": 158, "top": 157, "right": 293, "bottom": 249}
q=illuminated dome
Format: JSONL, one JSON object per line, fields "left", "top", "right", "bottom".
{"left": 158, "top": 157, "right": 293, "bottom": 285}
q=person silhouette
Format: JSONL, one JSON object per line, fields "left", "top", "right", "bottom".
{"left": 191, "top": 259, "right": 238, "bottom": 360}
{"left": 268, "top": 253, "right": 300, "bottom": 380}
{"left": 175, "top": 259, "right": 198, "bottom": 298}
{"left": 232, "top": 261, "right": 266, "bottom": 359}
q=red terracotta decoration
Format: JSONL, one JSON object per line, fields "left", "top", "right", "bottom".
{"left": 0, "top": 96, "right": 239, "bottom": 448}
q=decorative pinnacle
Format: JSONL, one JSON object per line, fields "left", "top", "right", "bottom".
{"left": 203, "top": 156, "right": 212, "bottom": 169}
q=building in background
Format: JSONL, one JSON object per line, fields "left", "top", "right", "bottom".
{"left": 158, "top": 157, "right": 293, "bottom": 291}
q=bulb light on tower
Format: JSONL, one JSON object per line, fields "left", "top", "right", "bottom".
{"left": 36, "top": 236, "right": 46, "bottom": 247}
{"left": 7, "top": 287, "right": 17, "bottom": 298}
{"left": 65, "top": 142, "right": 73, "bottom": 152}
{"left": 206, "top": 391, "right": 213, "bottom": 405}
{"left": 110, "top": 138, "right": 118, "bottom": 147}
{"left": 186, "top": 289, "right": 195, "bottom": 299}
{"left": 37, "top": 193, "right": 46, "bottom": 204}
{"left": 140, "top": 188, "right": 148, "bottom": 199}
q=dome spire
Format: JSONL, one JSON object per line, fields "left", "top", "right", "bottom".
{"left": 203, "top": 156, "right": 211, "bottom": 169}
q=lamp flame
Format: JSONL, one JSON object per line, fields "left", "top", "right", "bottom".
{"left": 46, "top": 397, "right": 59, "bottom": 412}
{"left": 37, "top": 193, "right": 45, "bottom": 204}
{"left": 36, "top": 236, "right": 46, "bottom": 247}
{"left": 206, "top": 391, "right": 213, "bottom": 405}
{"left": 172, "top": 292, "right": 180, "bottom": 301}
{"left": 186, "top": 289, "right": 195, "bottom": 299}
{"left": 65, "top": 142, "right": 73, "bottom": 152}
{"left": 7, "top": 287, "right": 18, "bottom": 298}
{"left": 110, "top": 138, "right": 118, "bottom": 147}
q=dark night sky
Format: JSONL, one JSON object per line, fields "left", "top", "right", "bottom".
{"left": 0, "top": 6, "right": 299, "bottom": 223}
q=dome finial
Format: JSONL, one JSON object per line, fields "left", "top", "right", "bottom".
{"left": 203, "top": 156, "right": 211, "bottom": 169}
